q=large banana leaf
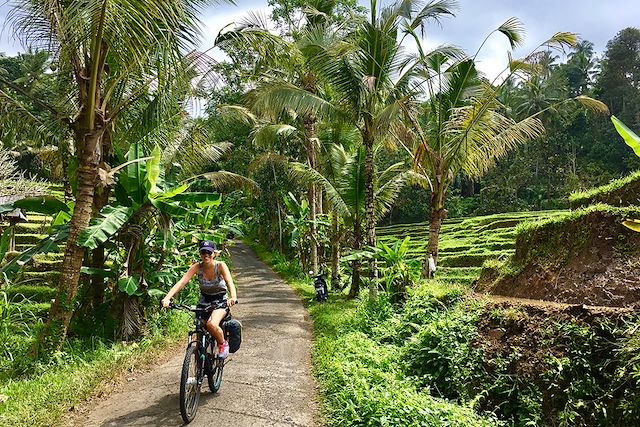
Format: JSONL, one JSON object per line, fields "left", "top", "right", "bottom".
{"left": 119, "top": 144, "right": 146, "bottom": 204}
{"left": 151, "top": 183, "right": 189, "bottom": 200}
{"left": 623, "top": 219, "right": 640, "bottom": 233}
{"left": 150, "top": 199, "right": 189, "bottom": 216}
{"left": 78, "top": 205, "right": 135, "bottom": 250}
{"left": 13, "top": 196, "right": 70, "bottom": 215}
{"left": 171, "top": 192, "right": 221, "bottom": 207}
{"left": 0, "top": 225, "right": 69, "bottom": 279}
{"left": 613, "top": 117, "right": 640, "bottom": 233}
{"left": 118, "top": 276, "right": 140, "bottom": 296}
{"left": 145, "top": 145, "right": 162, "bottom": 196}
{"left": 611, "top": 115, "right": 640, "bottom": 157}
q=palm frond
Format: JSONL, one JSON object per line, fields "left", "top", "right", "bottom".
{"left": 542, "top": 32, "right": 578, "bottom": 52}
{"left": 507, "top": 51, "right": 541, "bottom": 76}
{"left": 251, "top": 123, "right": 299, "bottom": 148}
{"left": 376, "top": 161, "right": 405, "bottom": 187}
{"left": 497, "top": 17, "right": 525, "bottom": 49}
{"left": 574, "top": 95, "right": 610, "bottom": 115}
{"left": 252, "top": 82, "right": 339, "bottom": 120}
{"left": 200, "top": 171, "right": 260, "bottom": 195}
{"left": 447, "top": 106, "right": 545, "bottom": 179}
{"left": 247, "top": 153, "right": 290, "bottom": 174}
{"left": 374, "top": 169, "right": 411, "bottom": 220}
{"left": 218, "top": 105, "right": 258, "bottom": 125}
{"left": 403, "top": 0, "right": 458, "bottom": 38}
{"left": 289, "top": 162, "right": 350, "bottom": 218}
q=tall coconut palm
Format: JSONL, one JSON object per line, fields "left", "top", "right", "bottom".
{"left": 215, "top": 1, "right": 345, "bottom": 275}
{"left": 404, "top": 20, "right": 608, "bottom": 277}
{"left": 253, "top": 0, "right": 457, "bottom": 295}
{"left": 2, "top": 0, "right": 219, "bottom": 352}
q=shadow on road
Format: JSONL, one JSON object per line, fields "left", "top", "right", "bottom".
{"left": 97, "top": 391, "right": 222, "bottom": 426}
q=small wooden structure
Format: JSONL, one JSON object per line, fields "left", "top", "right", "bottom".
{"left": 3, "top": 208, "right": 28, "bottom": 252}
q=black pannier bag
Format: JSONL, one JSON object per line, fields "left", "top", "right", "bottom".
{"left": 223, "top": 319, "right": 242, "bottom": 353}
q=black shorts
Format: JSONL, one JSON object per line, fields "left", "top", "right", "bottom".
{"left": 196, "top": 293, "right": 227, "bottom": 320}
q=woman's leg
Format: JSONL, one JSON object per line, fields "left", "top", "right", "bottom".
{"left": 206, "top": 308, "right": 227, "bottom": 345}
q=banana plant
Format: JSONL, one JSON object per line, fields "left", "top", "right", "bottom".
{"left": 611, "top": 115, "right": 640, "bottom": 232}
{"left": 375, "top": 236, "right": 420, "bottom": 302}
{"left": 78, "top": 143, "right": 220, "bottom": 252}
{"left": 75, "top": 143, "right": 223, "bottom": 339}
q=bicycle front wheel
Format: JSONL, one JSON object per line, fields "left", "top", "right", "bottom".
{"left": 180, "top": 345, "right": 202, "bottom": 424}
{"left": 208, "top": 358, "right": 224, "bottom": 393}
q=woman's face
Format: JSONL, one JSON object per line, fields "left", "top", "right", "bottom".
{"left": 200, "top": 250, "right": 215, "bottom": 262}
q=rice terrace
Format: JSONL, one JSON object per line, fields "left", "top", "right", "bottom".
{"left": 1, "top": 0, "right": 640, "bottom": 426}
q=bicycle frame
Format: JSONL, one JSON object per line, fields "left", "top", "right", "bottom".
{"left": 170, "top": 301, "right": 232, "bottom": 424}
{"left": 172, "top": 302, "right": 232, "bottom": 382}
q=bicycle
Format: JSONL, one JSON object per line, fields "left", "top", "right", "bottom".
{"left": 168, "top": 300, "right": 235, "bottom": 424}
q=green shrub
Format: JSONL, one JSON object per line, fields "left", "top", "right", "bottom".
{"left": 401, "top": 300, "right": 485, "bottom": 401}
{"left": 315, "top": 330, "right": 499, "bottom": 427}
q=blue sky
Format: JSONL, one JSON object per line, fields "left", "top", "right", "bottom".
{"left": 1, "top": 0, "right": 638, "bottom": 80}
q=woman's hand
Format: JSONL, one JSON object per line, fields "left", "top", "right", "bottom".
{"left": 161, "top": 296, "right": 171, "bottom": 309}
{"left": 228, "top": 298, "right": 237, "bottom": 307}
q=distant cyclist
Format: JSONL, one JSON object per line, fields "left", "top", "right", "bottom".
{"left": 162, "top": 241, "right": 238, "bottom": 358}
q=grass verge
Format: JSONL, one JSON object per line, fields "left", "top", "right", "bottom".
{"left": 0, "top": 312, "right": 189, "bottom": 427}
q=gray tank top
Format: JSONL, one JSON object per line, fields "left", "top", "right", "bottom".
{"left": 197, "top": 262, "right": 227, "bottom": 296}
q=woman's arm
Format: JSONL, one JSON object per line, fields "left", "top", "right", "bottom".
{"left": 219, "top": 261, "right": 237, "bottom": 306}
{"left": 161, "top": 263, "right": 199, "bottom": 308}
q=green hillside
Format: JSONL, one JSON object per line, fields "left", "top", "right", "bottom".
{"left": 378, "top": 210, "right": 567, "bottom": 284}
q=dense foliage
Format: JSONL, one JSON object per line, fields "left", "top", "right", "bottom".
{"left": 1, "top": 1, "right": 640, "bottom": 425}
{"left": 258, "top": 245, "right": 640, "bottom": 426}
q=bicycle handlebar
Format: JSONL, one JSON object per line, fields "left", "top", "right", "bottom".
{"left": 167, "top": 299, "right": 238, "bottom": 312}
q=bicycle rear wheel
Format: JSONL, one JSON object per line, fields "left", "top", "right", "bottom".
{"left": 180, "top": 345, "right": 202, "bottom": 423}
{"left": 208, "top": 358, "right": 224, "bottom": 393}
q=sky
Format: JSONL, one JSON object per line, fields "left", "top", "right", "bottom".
{"left": 0, "top": 0, "right": 638, "bottom": 80}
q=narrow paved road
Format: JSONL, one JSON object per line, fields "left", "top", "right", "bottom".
{"left": 72, "top": 242, "right": 320, "bottom": 427}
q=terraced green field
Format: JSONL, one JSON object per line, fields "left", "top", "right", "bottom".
{"left": 378, "top": 210, "right": 568, "bottom": 285}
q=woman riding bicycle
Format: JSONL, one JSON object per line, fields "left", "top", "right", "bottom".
{"left": 161, "top": 240, "right": 237, "bottom": 359}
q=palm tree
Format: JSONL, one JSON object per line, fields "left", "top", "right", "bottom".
{"left": 405, "top": 20, "right": 607, "bottom": 277}
{"left": 291, "top": 142, "right": 422, "bottom": 296}
{"left": 257, "top": 0, "right": 457, "bottom": 295}
{"left": 565, "top": 40, "right": 598, "bottom": 96}
{"left": 1, "top": 0, "right": 220, "bottom": 352}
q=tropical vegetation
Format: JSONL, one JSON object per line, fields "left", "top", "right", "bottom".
{"left": 2, "top": 0, "right": 640, "bottom": 425}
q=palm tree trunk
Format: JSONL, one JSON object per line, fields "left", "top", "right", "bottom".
{"left": 35, "top": 128, "right": 103, "bottom": 354}
{"left": 422, "top": 185, "right": 446, "bottom": 278}
{"left": 61, "top": 142, "right": 72, "bottom": 202}
{"left": 363, "top": 130, "right": 377, "bottom": 297}
{"left": 348, "top": 220, "right": 362, "bottom": 298}
{"left": 330, "top": 212, "right": 340, "bottom": 291}
{"left": 303, "top": 113, "right": 319, "bottom": 274}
